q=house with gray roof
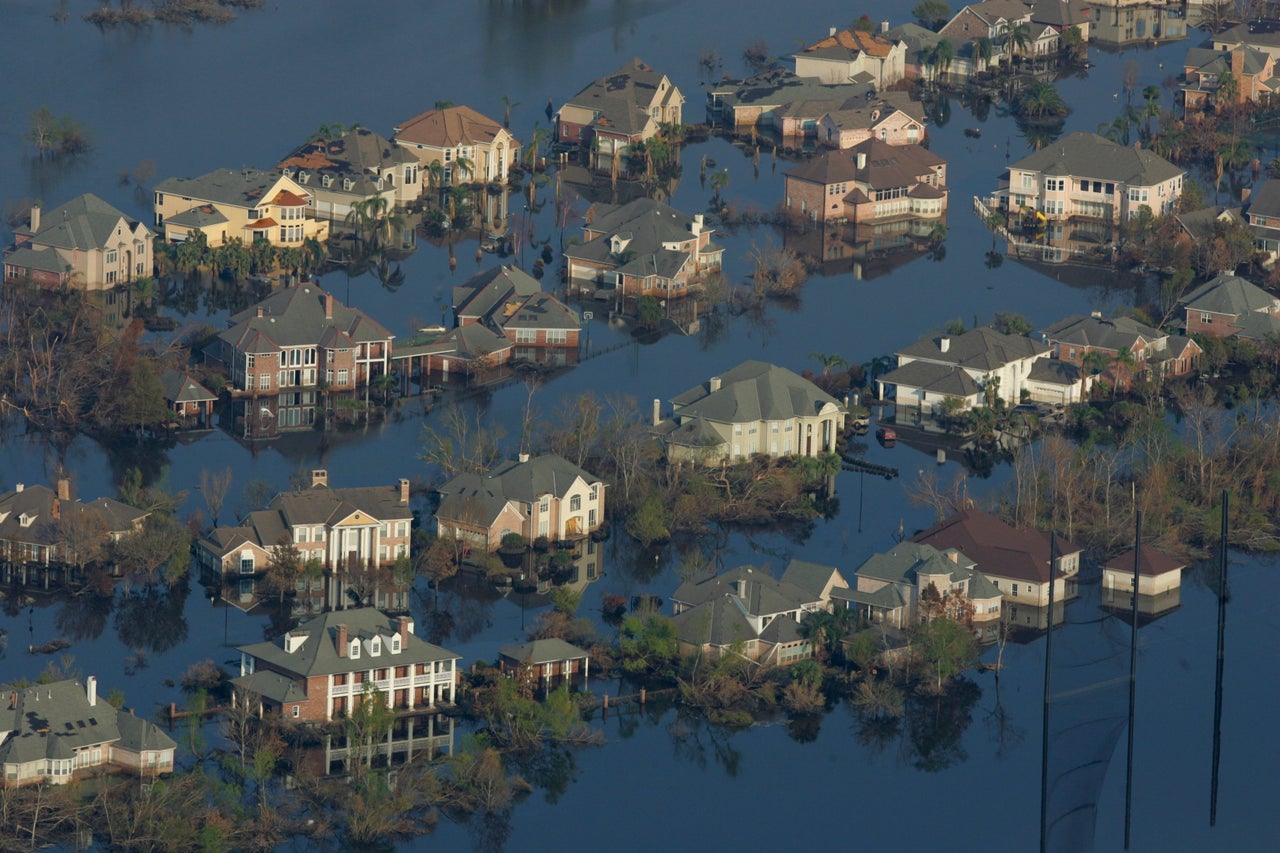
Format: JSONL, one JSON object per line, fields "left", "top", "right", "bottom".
{"left": 1182, "top": 43, "right": 1279, "bottom": 113}
{"left": 1244, "top": 180, "right": 1280, "bottom": 261}
{"left": 564, "top": 197, "right": 723, "bottom": 300}
{"left": 556, "top": 58, "right": 683, "bottom": 173}
{"left": 451, "top": 265, "right": 581, "bottom": 365}
{"left": 0, "top": 478, "right": 147, "bottom": 568}
{"left": 278, "top": 126, "right": 422, "bottom": 221}
{"left": 435, "top": 453, "right": 607, "bottom": 550}
{"left": 234, "top": 607, "right": 459, "bottom": 722}
{"left": 160, "top": 370, "right": 217, "bottom": 428}
{"left": 154, "top": 167, "right": 329, "bottom": 247}
{"left": 830, "top": 541, "right": 1002, "bottom": 629}
{"left": 670, "top": 564, "right": 827, "bottom": 665}
{"left": 705, "top": 69, "right": 873, "bottom": 129}
{"left": 879, "top": 326, "right": 1050, "bottom": 416}
{"left": 4, "top": 194, "right": 152, "bottom": 291}
{"left": 1, "top": 676, "right": 175, "bottom": 786}
{"left": 653, "top": 360, "right": 847, "bottom": 464}
{"left": 1040, "top": 312, "right": 1201, "bottom": 393}
{"left": 197, "top": 469, "right": 414, "bottom": 596}
{"left": 999, "top": 132, "right": 1184, "bottom": 225}
{"left": 784, "top": 137, "right": 947, "bottom": 225}
{"left": 208, "top": 283, "right": 394, "bottom": 425}
{"left": 1180, "top": 272, "right": 1280, "bottom": 340}
{"left": 499, "top": 638, "right": 591, "bottom": 682}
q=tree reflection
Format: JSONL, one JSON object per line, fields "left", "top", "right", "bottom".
{"left": 54, "top": 591, "right": 113, "bottom": 642}
{"left": 905, "top": 678, "right": 981, "bottom": 772}
{"left": 667, "top": 714, "right": 742, "bottom": 777}
{"left": 507, "top": 745, "right": 578, "bottom": 805}
{"left": 786, "top": 713, "right": 822, "bottom": 743}
{"left": 113, "top": 575, "right": 190, "bottom": 654}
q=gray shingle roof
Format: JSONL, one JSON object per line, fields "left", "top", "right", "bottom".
{"left": 670, "top": 360, "right": 845, "bottom": 425}
{"left": 279, "top": 126, "right": 416, "bottom": 197}
{"left": 1247, "top": 180, "right": 1280, "bottom": 220}
{"left": 779, "top": 559, "right": 845, "bottom": 600}
{"left": 853, "top": 542, "right": 975, "bottom": 586}
{"left": 164, "top": 205, "right": 229, "bottom": 229}
{"left": 0, "top": 484, "right": 147, "bottom": 549}
{"left": 1181, "top": 273, "right": 1280, "bottom": 318}
{"left": 15, "top": 193, "right": 148, "bottom": 252}
{"left": 672, "top": 595, "right": 759, "bottom": 647}
{"left": 2, "top": 246, "right": 66, "bottom": 275}
{"left": 879, "top": 360, "right": 982, "bottom": 397}
{"left": 499, "top": 638, "right": 590, "bottom": 664}
{"left": 563, "top": 58, "right": 679, "bottom": 137}
{"left": 1008, "top": 132, "right": 1182, "bottom": 187}
{"left": 160, "top": 370, "right": 217, "bottom": 404}
{"left": 896, "top": 326, "right": 1048, "bottom": 371}
{"left": 502, "top": 292, "right": 581, "bottom": 331}
{"left": 436, "top": 455, "right": 603, "bottom": 527}
{"left": 711, "top": 69, "right": 873, "bottom": 111}
{"left": 787, "top": 139, "right": 944, "bottom": 191}
{"left": 1027, "top": 359, "right": 1082, "bottom": 386}
{"left": 1042, "top": 314, "right": 1161, "bottom": 353}
{"left": 671, "top": 565, "right": 817, "bottom": 616}
{"left": 220, "top": 284, "right": 393, "bottom": 353}
{"left": 830, "top": 584, "right": 906, "bottom": 610}
{"left": 453, "top": 265, "right": 541, "bottom": 321}
{"left": 237, "top": 608, "right": 459, "bottom": 680}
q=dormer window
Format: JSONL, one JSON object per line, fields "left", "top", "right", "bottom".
{"left": 342, "top": 178, "right": 354, "bottom": 191}
{"left": 297, "top": 171, "right": 310, "bottom": 185}
{"left": 349, "top": 640, "right": 361, "bottom": 659}
{"left": 322, "top": 175, "right": 333, "bottom": 188}
{"left": 282, "top": 168, "right": 293, "bottom": 179}
{"left": 370, "top": 637, "right": 381, "bottom": 656}
{"left": 18, "top": 513, "right": 34, "bottom": 527}
{"left": 391, "top": 635, "right": 401, "bottom": 654}
{"left": 375, "top": 177, "right": 385, "bottom": 191}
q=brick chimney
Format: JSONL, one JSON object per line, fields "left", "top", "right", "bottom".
{"left": 256, "top": 306, "right": 264, "bottom": 318}
{"left": 1231, "top": 47, "right": 1244, "bottom": 81}
{"left": 324, "top": 293, "right": 334, "bottom": 319}
{"left": 56, "top": 477, "right": 70, "bottom": 501}
{"left": 336, "top": 624, "right": 348, "bottom": 657}
{"left": 399, "top": 478, "right": 410, "bottom": 504}
{"left": 51, "top": 498, "right": 60, "bottom": 520}
{"left": 397, "top": 615, "right": 411, "bottom": 647}
{"left": 311, "top": 469, "right": 328, "bottom": 488}
{"left": 86, "top": 676, "right": 97, "bottom": 707}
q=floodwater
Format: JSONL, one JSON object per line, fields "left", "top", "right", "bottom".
{"left": 1, "top": 1, "right": 1277, "bottom": 850}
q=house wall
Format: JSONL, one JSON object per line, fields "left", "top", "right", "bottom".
{"left": 154, "top": 176, "right": 328, "bottom": 247}
{"left": 784, "top": 175, "right": 835, "bottom": 223}
{"left": 1005, "top": 166, "right": 1182, "bottom": 223}
{"left": 395, "top": 129, "right": 518, "bottom": 184}
{"left": 1184, "top": 307, "right": 1245, "bottom": 339}
{"left": 696, "top": 406, "right": 842, "bottom": 461}
{"left": 502, "top": 327, "right": 581, "bottom": 348}
{"left": 1103, "top": 567, "right": 1182, "bottom": 596}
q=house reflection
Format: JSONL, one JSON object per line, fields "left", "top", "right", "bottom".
{"left": 782, "top": 215, "right": 941, "bottom": 280}
{"left": 291, "top": 715, "right": 456, "bottom": 779}
{"left": 1002, "top": 593, "right": 1075, "bottom": 643}
{"left": 1099, "top": 587, "right": 1182, "bottom": 625}
{"left": 1084, "top": 3, "right": 1187, "bottom": 48}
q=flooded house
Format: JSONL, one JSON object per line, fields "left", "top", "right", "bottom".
{"left": 154, "top": 167, "right": 329, "bottom": 247}
{"left": 278, "top": 126, "right": 423, "bottom": 221}
{"left": 0, "top": 478, "right": 148, "bottom": 571}
{"left": 4, "top": 194, "right": 153, "bottom": 291}
{"left": 392, "top": 104, "right": 520, "bottom": 186}
{"left": 1179, "top": 272, "right": 1280, "bottom": 340}
{"left": 554, "top": 58, "right": 683, "bottom": 173}
{"left": 783, "top": 138, "right": 947, "bottom": 225}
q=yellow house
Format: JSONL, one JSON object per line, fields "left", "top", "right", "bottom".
{"left": 4, "top": 194, "right": 153, "bottom": 291}
{"left": 154, "top": 168, "right": 329, "bottom": 247}
{"left": 392, "top": 105, "right": 520, "bottom": 185}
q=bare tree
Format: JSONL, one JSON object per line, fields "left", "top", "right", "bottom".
{"left": 199, "top": 467, "right": 232, "bottom": 526}
{"left": 421, "top": 403, "right": 506, "bottom": 480}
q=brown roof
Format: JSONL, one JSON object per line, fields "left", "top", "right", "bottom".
{"left": 393, "top": 105, "right": 507, "bottom": 148}
{"left": 1103, "top": 547, "right": 1184, "bottom": 577}
{"left": 911, "top": 508, "right": 1081, "bottom": 584}
{"left": 804, "top": 28, "right": 894, "bottom": 57}
{"left": 271, "top": 190, "right": 309, "bottom": 206}
{"left": 248, "top": 217, "right": 278, "bottom": 228}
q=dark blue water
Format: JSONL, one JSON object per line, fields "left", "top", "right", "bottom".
{"left": 2, "top": 2, "right": 1276, "bottom": 850}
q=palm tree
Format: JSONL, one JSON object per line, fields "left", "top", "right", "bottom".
{"left": 131, "top": 275, "right": 157, "bottom": 316}
{"left": 453, "top": 155, "right": 477, "bottom": 185}
{"left": 1016, "top": 81, "right": 1069, "bottom": 119}
{"left": 809, "top": 352, "right": 848, "bottom": 375}
{"left": 1215, "top": 137, "right": 1252, "bottom": 192}
{"left": 709, "top": 168, "right": 730, "bottom": 205}
{"left": 344, "top": 199, "right": 372, "bottom": 248}
{"left": 973, "top": 37, "right": 993, "bottom": 74}
{"left": 1008, "top": 23, "right": 1031, "bottom": 63}
{"left": 932, "top": 39, "right": 955, "bottom": 80}
{"left": 524, "top": 124, "right": 550, "bottom": 170}
{"left": 301, "top": 236, "right": 328, "bottom": 274}
{"left": 1109, "top": 346, "right": 1138, "bottom": 394}
{"left": 1140, "top": 84, "right": 1162, "bottom": 140}
{"left": 501, "top": 94, "right": 520, "bottom": 129}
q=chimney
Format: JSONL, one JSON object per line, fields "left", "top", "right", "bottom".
{"left": 397, "top": 615, "right": 411, "bottom": 648}
{"left": 336, "top": 624, "right": 348, "bottom": 657}
{"left": 1231, "top": 47, "right": 1244, "bottom": 79}
{"left": 691, "top": 213, "right": 704, "bottom": 236}
{"left": 709, "top": 376, "right": 722, "bottom": 393}
{"left": 311, "top": 469, "right": 328, "bottom": 488}
{"left": 856, "top": 151, "right": 867, "bottom": 170}
{"left": 652, "top": 398, "right": 661, "bottom": 426}
{"left": 256, "top": 306, "right": 264, "bottom": 318}
{"left": 735, "top": 577, "right": 747, "bottom": 597}
{"left": 398, "top": 478, "right": 410, "bottom": 504}
{"left": 51, "top": 498, "right": 60, "bottom": 520}
{"left": 86, "top": 676, "right": 97, "bottom": 707}
{"left": 829, "top": 25, "right": 837, "bottom": 37}
{"left": 940, "top": 336, "right": 951, "bottom": 353}
{"left": 1242, "top": 187, "right": 1253, "bottom": 204}
{"left": 880, "top": 20, "right": 889, "bottom": 34}
{"left": 14, "top": 483, "right": 22, "bottom": 493}
{"left": 324, "top": 293, "right": 334, "bottom": 319}
{"left": 518, "top": 452, "right": 530, "bottom": 463}
{"left": 56, "top": 477, "right": 70, "bottom": 501}
{"left": 29, "top": 205, "right": 40, "bottom": 233}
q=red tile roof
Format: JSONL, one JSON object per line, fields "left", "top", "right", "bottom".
{"left": 271, "top": 190, "right": 309, "bottom": 206}
{"left": 912, "top": 508, "right": 1081, "bottom": 584}
{"left": 248, "top": 217, "right": 279, "bottom": 229}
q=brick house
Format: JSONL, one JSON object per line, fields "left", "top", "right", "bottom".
{"left": 1, "top": 677, "right": 175, "bottom": 787}
{"left": 392, "top": 105, "right": 520, "bottom": 185}
{"left": 233, "top": 608, "right": 460, "bottom": 722}
{"left": 452, "top": 265, "right": 581, "bottom": 363}
{"left": 435, "top": 454, "right": 607, "bottom": 550}
{"left": 816, "top": 97, "right": 927, "bottom": 149}
{"left": 4, "top": 194, "right": 153, "bottom": 291}
{"left": 1182, "top": 45, "right": 1279, "bottom": 112}
{"left": 1180, "top": 273, "right": 1280, "bottom": 340}
{"left": 154, "top": 168, "right": 328, "bottom": 247}
{"left": 565, "top": 198, "right": 723, "bottom": 299}
{"left": 160, "top": 370, "right": 217, "bottom": 428}
{"left": 784, "top": 138, "right": 947, "bottom": 225}
{"left": 207, "top": 283, "right": 394, "bottom": 429}
{"left": 1040, "top": 312, "right": 1201, "bottom": 393}
{"left": 830, "top": 542, "right": 1003, "bottom": 629}
{"left": 555, "top": 58, "right": 683, "bottom": 172}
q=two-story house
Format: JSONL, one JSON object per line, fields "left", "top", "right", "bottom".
{"left": 816, "top": 95, "right": 927, "bottom": 149}
{"left": 197, "top": 469, "right": 414, "bottom": 581}
{"left": 1244, "top": 179, "right": 1280, "bottom": 262}
{"left": 434, "top": 453, "right": 607, "bottom": 550}
{"left": 912, "top": 508, "right": 1082, "bottom": 607}
{"left": 207, "top": 283, "right": 394, "bottom": 428}
{"left": 0, "top": 478, "right": 148, "bottom": 567}
{"left": 940, "top": 0, "right": 1035, "bottom": 65}
{"left": 653, "top": 360, "right": 847, "bottom": 464}
{"left": 392, "top": 105, "right": 520, "bottom": 185}
{"left": 999, "top": 132, "right": 1183, "bottom": 223}
{"left": 234, "top": 608, "right": 460, "bottom": 721}
{"left": 154, "top": 168, "right": 329, "bottom": 247}
{"left": 278, "top": 126, "right": 422, "bottom": 222}
{"left": 1180, "top": 272, "right": 1280, "bottom": 340}
{"left": 830, "top": 541, "right": 1002, "bottom": 629}
{"left": 706, "top": 70, "right": 871, "bottom": 130}
{"left": 1182, "top": 45, "right": 1279, "bottom": 112}
{"left": 878, "top": 326, "right": 1050, "bottom": 415}
{"left": 1040, "top": 311, "right": 1201, "bottom": 393}
{"left": 1, "top": 677, "right": 176, "bottom": 787}
{"left": 564, "top": 198, "right": 723, "bottom": 300}
{"left": 4, "top": 194, "right": 153, "bottom": 291}
{"left": 784, "top": 138, "right": 947, "bottom": 225}
{"left": 556, "top": 58, "right": 683, "bottom": 172}
{"left": 453, "top": 265, "right": 581, "bottom": 362}
{"left": 792, "top": 26, "right": 907, "bottom": 88}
